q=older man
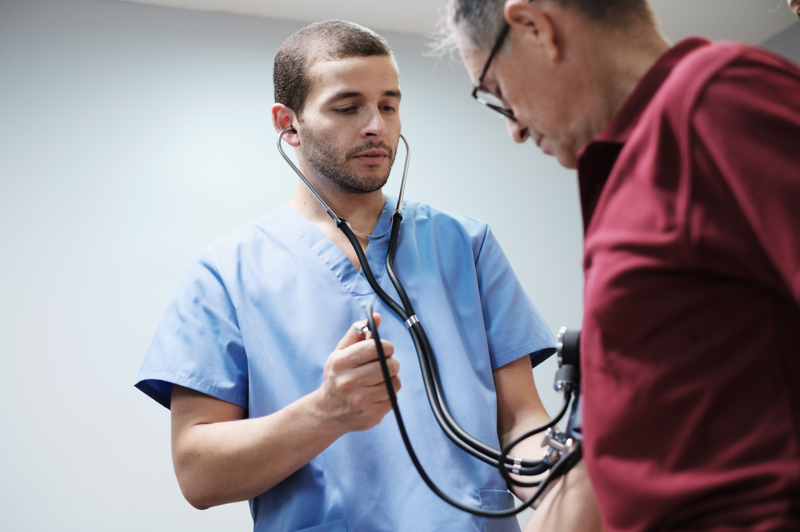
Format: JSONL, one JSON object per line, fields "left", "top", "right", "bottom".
{"left": 439, "top": 1, "right": 800, "bottom": 532}
{"left": 136, "top": 19, "right": 557, "bottom": 532}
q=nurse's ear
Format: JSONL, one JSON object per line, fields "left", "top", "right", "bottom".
{"left": 271, "top": 103, "right": 300, "bottom": 147}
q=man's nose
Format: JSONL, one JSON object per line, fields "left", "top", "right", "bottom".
{"left": 363, "top": 107, "right": 389, "bottom": 138}
{"left": 506, "top": 117, "right": 529, "bottom": 144}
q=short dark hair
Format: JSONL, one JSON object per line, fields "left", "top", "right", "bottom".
{"left": 274, "top": 20, "right": 394, "bottom": 116}
{"left": 436, "top": 0, "right": 655, "bottom": 54}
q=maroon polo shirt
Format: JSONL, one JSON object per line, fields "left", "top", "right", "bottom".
{"left": 578, "top": 38, "right": 800, "bottom": 532}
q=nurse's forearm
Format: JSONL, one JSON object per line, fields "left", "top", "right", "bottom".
{"left": 171, "top": 385, "right": 346, "bottom": 509}
{"left": 494, "top": 356, "right": 551, "bottom": 500}
{"left": 503, "top": 426, "right": 548, "bottom": 501}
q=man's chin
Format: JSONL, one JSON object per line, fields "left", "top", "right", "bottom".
{"left": 350, "top": 173, "right": 391, "bottom": 195}
{"left": 554, "top": 147, "right": 578, "bottom": 170}
{"left": 537, "top": 139, "right": 576, "bottom": 169}
{"left": 349, "top": 164, "right": 394, "bottom": 189}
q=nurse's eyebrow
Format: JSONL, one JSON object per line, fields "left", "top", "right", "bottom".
{"left": 324, "top": 89, "right": 402, "bottom": 105}
{"left": 326, "top": 91, "right": 363, "bottom": 104}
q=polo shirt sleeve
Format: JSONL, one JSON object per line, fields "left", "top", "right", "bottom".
{"left": 693, "top": 55, "right": 800, "bottom": 305}
{"left": 475, "top": 226, "right": 557, "bottom": 370}
{"left": 135, "top": 249, "right": 249, "bottom": 410}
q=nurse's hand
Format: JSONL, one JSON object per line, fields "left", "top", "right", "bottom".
{"left": 314, "top": 314, "right": 401, "bottom": 433}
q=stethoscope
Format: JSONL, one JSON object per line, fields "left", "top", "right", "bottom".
{"left": 277, "top": 125, "right": 583, "bottom": 517}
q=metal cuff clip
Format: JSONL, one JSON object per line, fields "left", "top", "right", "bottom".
{"left": 512, "top": 456, "right": 523, "bottom": 475}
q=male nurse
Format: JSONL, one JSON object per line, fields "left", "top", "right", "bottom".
{"left": 438, "top": 1, "right": 800, "bottom": 531}
{"left": 136, "top": 19, "right": 557, "bottom": 532}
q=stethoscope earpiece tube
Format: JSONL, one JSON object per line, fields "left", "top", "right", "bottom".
{"left": 277, "top": 125, "right": 341, "bottom": 224}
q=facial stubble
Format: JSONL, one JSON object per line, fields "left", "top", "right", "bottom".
{"left": 300, "top": 127, "right": 396, "bottom": 195}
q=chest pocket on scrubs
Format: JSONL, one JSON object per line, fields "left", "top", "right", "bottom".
{"left": 294, "top": 519, "right": 347, "bottom": 532}
{"left": 479, "top": 489, "right": 521, "bottom": 532}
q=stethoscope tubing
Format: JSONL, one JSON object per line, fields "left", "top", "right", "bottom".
{"left": 344, "top": 207, "right": 556, "bottom": 475}
{"left": 340, "top": 209, "right": 553, "bottom": 475}
{"left": 277, "top": 126, "right": 572, "bottom": 514}
{"left": 366, "top": 304, "right": 580, "bottom": 517}
{"left": 277, "top": 124, "right": 563, "bottom": 477}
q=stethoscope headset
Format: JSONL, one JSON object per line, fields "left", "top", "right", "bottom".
{"left": 278, "top": 125, "right": 583, "bottom": 517}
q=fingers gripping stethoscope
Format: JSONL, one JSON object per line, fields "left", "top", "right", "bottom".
{"left": 277, "top": 125, "right": 583, "bottom": 517}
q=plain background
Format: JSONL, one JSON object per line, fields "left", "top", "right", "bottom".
{"left": 1, "top": 0, "right": 798, "bottom": 529}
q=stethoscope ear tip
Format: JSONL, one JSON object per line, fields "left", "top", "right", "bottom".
{"left": 279, "top": 125, "right": 297, "bottom": 137}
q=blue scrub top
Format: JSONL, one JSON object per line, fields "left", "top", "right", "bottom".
{"left": 136, "top": 197, "right": 556, "bottom": 532}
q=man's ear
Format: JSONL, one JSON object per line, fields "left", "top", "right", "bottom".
{"left": 271, "top": 103, "right": 300, "bottom": 147}
{"left": 505, "top": 0, "right": 561, "bottom": 63}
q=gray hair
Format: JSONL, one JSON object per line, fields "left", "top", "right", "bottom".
{"left": 434, "top": 0, "right": 507, "bottom": 56}
{"left": 434, "top": 0, "right": 655, "bottom": 55}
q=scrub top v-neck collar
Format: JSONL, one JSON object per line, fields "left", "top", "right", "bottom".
{"left": 280, "top": 196, "right": 398, "bottom": 308}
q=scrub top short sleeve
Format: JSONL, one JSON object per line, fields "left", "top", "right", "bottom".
{"left": 476, "top": 227, "right": 556, "bottom": 370}
{"left": 136, "top": 249, "right": 248, "bottom": 410}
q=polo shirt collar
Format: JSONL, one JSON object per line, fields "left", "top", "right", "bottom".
{"left": 575, "top": 37, "right": 710, "bottom": 231}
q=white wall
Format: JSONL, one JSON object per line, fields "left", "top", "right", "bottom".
{"left": 0, "top": 0, "right": 582, "bottom": 530}
{"left": 763, "top": 18, "right": 800, "bottom": 63}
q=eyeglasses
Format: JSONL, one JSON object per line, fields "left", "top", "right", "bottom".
{"left": 471, "top": 22, "right": 515, "bottom": 121}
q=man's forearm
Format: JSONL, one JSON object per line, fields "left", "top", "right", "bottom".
{"left": 171, "top": 386, "right": 344, "bottom": 509}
